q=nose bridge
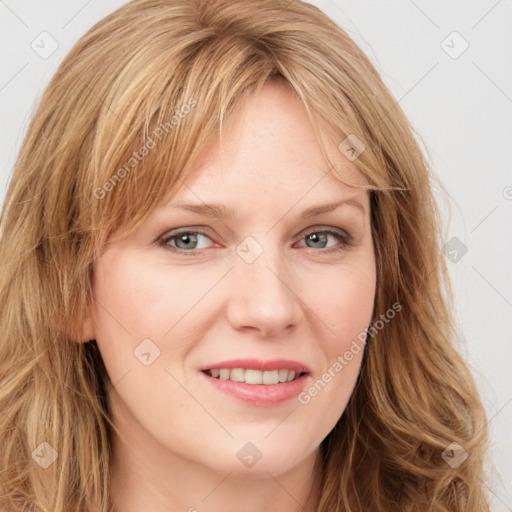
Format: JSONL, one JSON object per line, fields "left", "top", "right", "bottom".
{"left": 227, "top": 235, "right": 301, "bottom": 336}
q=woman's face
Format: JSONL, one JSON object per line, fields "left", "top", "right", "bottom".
{"left": 85, "top": 81, "right": 376, "bottom": 479}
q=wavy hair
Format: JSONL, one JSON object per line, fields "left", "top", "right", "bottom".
{"left": 0, "top": 0, "right": 489, "bottom": 510}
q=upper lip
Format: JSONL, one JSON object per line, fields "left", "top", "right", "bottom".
{"left": 200, "top": 358, "right": 310, "bottom": 374}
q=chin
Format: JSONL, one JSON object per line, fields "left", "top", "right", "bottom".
{"left": 198, "top": 436, "right": 316, "bottom": 478}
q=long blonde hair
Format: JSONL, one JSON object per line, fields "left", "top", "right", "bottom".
{"left": 0, "top": 0, "right": 489, "bottom": 510}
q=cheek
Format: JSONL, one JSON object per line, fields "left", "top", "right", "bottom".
{"left": 308, "top": 251, "right": 376, "bottom": 344}
{"left": 94, "top": 249, "right": 213, "bottom": 332}
{"left": 327, "top": 271, "right": 375, "bottom": 336}
{"left": 298, "top": 257, "right": 375, "bottom": 418}
{"left": 90, "top": 250, "right": 210, "bottom": 377}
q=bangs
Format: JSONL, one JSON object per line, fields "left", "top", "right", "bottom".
{"left": 89, "top": 34, "right": 276, "bottom": 251}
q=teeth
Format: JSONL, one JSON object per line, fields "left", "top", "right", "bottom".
{"left": 230, "top": 368, "right": 245, "bottom": 382}
{"left": 206, "top": 368, "right": 303, "bottom": 384}
{"left": 245, "top": 369, "right": 263, "bottom": 384}
{"left": 262, "top": 370, "right": 279, "bottom": 385}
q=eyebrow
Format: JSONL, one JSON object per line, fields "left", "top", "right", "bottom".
{"left": 167, "top": 198, "right": 366, "bottom": 219}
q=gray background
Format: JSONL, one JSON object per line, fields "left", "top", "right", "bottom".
{"left": 1, "top": 1, "right": 511, "bottom": 509}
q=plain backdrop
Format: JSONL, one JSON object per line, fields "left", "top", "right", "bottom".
{"left": 1, "top": 1, "right": 511, "bottom": 509}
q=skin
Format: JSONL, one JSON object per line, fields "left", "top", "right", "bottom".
{"left": 81, "top": 80, "right": 376, "bottom": 512}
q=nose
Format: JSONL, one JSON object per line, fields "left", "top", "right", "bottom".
{"left": 225, "top": 244, "right": 303, "bottom": 338}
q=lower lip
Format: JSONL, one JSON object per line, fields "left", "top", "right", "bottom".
{"left": 200, "top": 371, "right": 309, "bottom": 406}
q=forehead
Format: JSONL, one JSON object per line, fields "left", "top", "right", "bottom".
{"left": 162, "top": 82, "right": 367, "bottom": 202}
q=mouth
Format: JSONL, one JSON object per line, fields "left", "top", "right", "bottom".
{"left": 199, "top": 359, "right": 311, "bottom": 406}
{"left": 201, "top": 368, "right": 308, "bottom": 384}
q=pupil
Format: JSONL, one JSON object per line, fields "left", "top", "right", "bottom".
{"left": 307, "top": 232, "right": 326, "bottom": 248}
{"left": 177, "top": 233, "right": 196, "bottom": 249}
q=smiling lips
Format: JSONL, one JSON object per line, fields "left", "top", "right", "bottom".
{"left": 200, "top": 358, "right": 310, "bottom": 406}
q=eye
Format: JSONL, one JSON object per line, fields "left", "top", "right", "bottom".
{"left": 158, "top": 227, "right": 352, "bottom": 255}
{"left": 159, "top": 230, "right": 214, "bottom": 253}
{"left": 295, "top": 228, "right": 352, "bottom": 253}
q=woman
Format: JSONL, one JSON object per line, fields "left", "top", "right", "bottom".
{"left": 0, "top": 0, "right": 489, "bottom": 510}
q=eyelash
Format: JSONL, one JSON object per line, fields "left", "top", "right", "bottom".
{"left": 157, "top": 227, "right": 353, "bottom": 255}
